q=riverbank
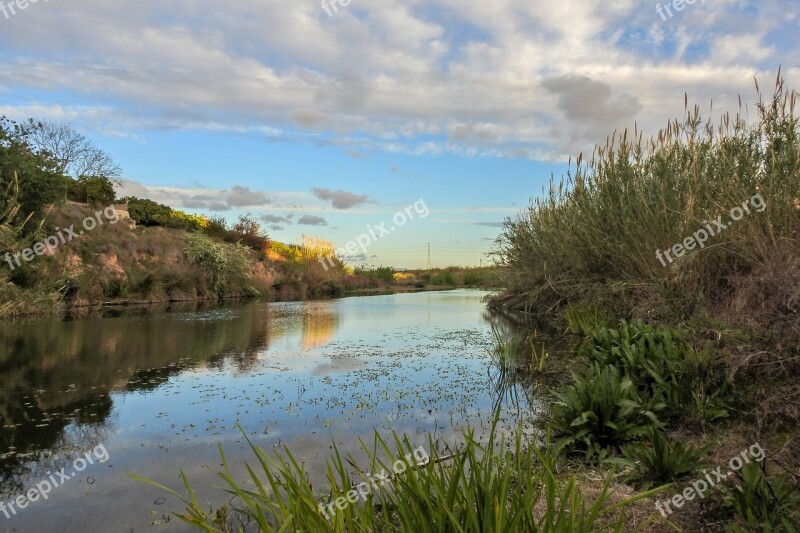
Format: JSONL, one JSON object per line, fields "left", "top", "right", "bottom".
{"left": 485, "top": 80, "right": 800, "bottom": 530}
{"left": 139, "top": 81, "right": 800, "bottom": 532}
{"left": 0, "top": 201, "right": 499, "bottom": 319}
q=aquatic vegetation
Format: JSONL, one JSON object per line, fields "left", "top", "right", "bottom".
{"left": 563, "top": 303, "right": 612, "bottom": 336}
{"left": 133, "top": 416, "right": 661, "bottom": 532}
{"left": 491, "top": 78, "right": 800, "bottom": 334}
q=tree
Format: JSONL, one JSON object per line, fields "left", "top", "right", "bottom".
{"left": 67, "top": 176, "right": 116, "bottom": 206}
{"left": 232, "top": 213, "right": 269, "bottom": 251}
{"left": 122, "top": 197, "right": 173, "bottom": 226}
{"left": 0, "top": 117, "right": 68, "bottom": 224}
{"left": 17, "top": 120, "right": 122, "bottom": 185}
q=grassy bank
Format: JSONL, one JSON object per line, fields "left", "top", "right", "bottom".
{"left": 485, "top": 78, "right": 800, "bottom": 530}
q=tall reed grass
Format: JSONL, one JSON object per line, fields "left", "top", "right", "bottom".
{"left": 491, "top": 76, "right": 800, "bottom": 324}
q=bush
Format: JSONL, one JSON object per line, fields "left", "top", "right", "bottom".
{"left": 231, "top": 213, "right": 269, "bottom": 252}
{"left": 123, "top": 197, "right": 174, "bottom": 227}
{"left": 354, "top": 265, "right": 394, "bottom": 284}
{"left": 122, "top": 197, "right": 207, "bottom": 231}
{"left": 67, "top": 175, "right": 116, "bottom": 206}
{"left": 430, "top": 270, "right": 456, "bottom": 285}
{"left": 184, "top": 232, "right": 253, "bottom": 294}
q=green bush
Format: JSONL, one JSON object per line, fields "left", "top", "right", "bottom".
{"left": 430, "top": 270, "right": 456, "bottom": 285}
{"left": 67, "top": 175, "right": 116, "bottom": 206}
{"left": 354, "top": 265, "right": 394, "bottom": 283}
{"left": 122, "top": 197, "right": 174, "bottom": 227}
{"left": 184, "top": 232, "right": 252, "bottom": 294}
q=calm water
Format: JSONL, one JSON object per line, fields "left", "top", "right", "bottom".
{"left": 0, "top": 290, "right": 540, "bottom": 532}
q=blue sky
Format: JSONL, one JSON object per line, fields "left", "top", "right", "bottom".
{"left": 1, "top": 0, "right": 798, "bottom": 268}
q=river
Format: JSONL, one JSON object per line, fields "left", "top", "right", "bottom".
{"left": 0, "top": 289, "right": 540, "bottom": 532}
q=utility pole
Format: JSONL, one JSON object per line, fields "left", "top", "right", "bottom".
{"left": 427, "top": 242, "right": 431, "bottom": 270}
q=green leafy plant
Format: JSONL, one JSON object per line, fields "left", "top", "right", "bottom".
{"left": 722, "top": 462, "right": 800, "bottom": 532}
{"left": 615, "top": 429, "right": 708, "bottom": 488}
{"left": 564, "top": 303, "right": 613, "bottom": 336}
{"left": 582, "top": 320, "right": 728, "bottom": 421}
{"left": 67, "top": 175, "right": 116, "bottom": 206}
{"left": 550, "top": 363, "right": 664, "bottom": 461}
{"left": 184, "top": 232, "right": 253, "bottom": 294}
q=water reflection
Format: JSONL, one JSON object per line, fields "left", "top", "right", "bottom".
{"left": 0, "top": 290, "right": 544, "bottom": 532}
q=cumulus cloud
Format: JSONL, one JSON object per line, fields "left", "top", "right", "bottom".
{"left": 260, "top": 214, "right": 292, "bottom": 224}
{"left": 226, "top": 185, "right": 270, "bottom": 207}
{"left": 541, "top": 75, "right": 642, "bottom": 146}
{"left": 298, "top": 215, "right": 328, "bottom": 226}
{"left": 0, "top": 0, "right": 796, "bottom": 160}
{"left": 311, "top": 188, "right": 370, "bottom": 209}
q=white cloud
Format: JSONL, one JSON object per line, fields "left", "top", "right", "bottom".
{"left": 0, "top": 0, "right": 796, "bottom": 160}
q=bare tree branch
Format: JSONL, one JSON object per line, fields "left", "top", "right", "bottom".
{"left": 20, "top": 120, "right": 122, "bottom": 185}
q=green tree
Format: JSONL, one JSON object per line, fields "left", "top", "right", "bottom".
{"left": 121, "top": 197, "right": 173, "bottom": 226}
{"left": 67, "top": 175, "right": 116, "bottom": 206}
{"left": 0, "top": 117, "right": 68, "bottom": 225}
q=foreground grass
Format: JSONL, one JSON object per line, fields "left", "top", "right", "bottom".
{"left": 133, "top": 415, "right": 662, "bottom": 532}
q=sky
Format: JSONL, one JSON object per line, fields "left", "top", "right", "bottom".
{"left": 0, "top": 0, "right": 798, "bottom": 268}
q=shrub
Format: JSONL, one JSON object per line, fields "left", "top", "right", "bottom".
{"left": 122, "top": 197, "right": 207, "bottom": 231}
{"left": 184, "top": 232, "right": 252, "bottom": 294}
{"left": 354, "top": 265, "right": 394, "bottom": 284}
{"left": 67, "top": 175, "right": 116, "bottom": 206}
{"left": 430, "top": 270, "right": 456, "bottom": 285}
{"left": 231, "top": 213, "right": 269, "bottom": 252}
{"left": 123, "top": 197, "right": 174, "bottom": 227}
{"left": 461, "top": 270, "right": 484, "bottom": 286}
